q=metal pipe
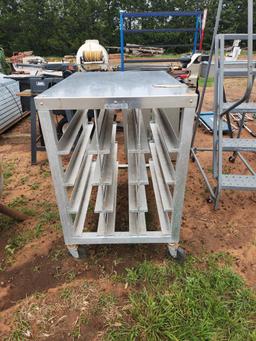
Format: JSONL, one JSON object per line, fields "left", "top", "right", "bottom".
{"left": 190, "top": 149, "right": 216, "bottom": 199}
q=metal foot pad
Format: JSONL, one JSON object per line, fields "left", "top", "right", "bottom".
{"left": 67, "top": 244, "right": 79, "bottom": 259}
{"left": 167, "top": 243, "right": 186, "bottom": 262}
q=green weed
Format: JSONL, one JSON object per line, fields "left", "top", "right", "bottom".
{"left": 198, "top": 77, "right": 214, "bottom": 87}
{"left": 30, "top": 182, "right": 40, "bottom": 190}
{"left": 107, "top": 255, "right": 256, "bottom": 341}
{"left": 2, "top": 162, "right": 15, "bottom": 180}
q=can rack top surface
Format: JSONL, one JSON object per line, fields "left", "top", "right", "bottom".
{"left": 35, "top": 71, "right": 197, "bottom": 110}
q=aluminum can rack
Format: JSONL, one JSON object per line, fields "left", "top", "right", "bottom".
{"left": 35, "top": 71, "right": 197, "bottom": 258}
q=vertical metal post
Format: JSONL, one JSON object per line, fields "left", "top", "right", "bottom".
{"left": 38, "top": 110, "right": 74, "bottom": 242}
{"left": 193, "top": 15, "right": 199, "bottom": 54}
{"left": 213, "top": 35, "right": 220, "bottom": 178}
{"left": 171, "top": 108, "right": 195, "bottom": 242}
{"left": 30, "top": 96, "right": 37, "bottom": 165}
{"left": 214, "top": 34, "right": 225, "bottom": 209}
{"left": 247, "top": 0, "right": 253, "bottom": 83}
{"left": 120, "top": 10, "right": 125, "bottom": 72}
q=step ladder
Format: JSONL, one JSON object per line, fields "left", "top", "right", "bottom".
{"left": 191, "top": 0, "right": 256, "bottom": 208}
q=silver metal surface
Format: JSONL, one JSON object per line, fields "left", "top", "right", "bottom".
{"left": 223, "top": 102, "right": 256, "bottom": 113}
{"left": 222, "top": 138, "right": 256, "bottom": 152}
{"left": 222, "top": 175, "right": 256, "bottom": 190}
{"left": 35, "top": 71, "right": 197, "bottom": 110}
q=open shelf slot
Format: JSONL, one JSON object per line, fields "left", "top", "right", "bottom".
{"left": 153, "top": 108, "right": 179, "bottom": 153}
{"left": 68, "top": 155, "right": 93, "bottom": 214}
{"left": 88, "top": 110, "right": 115, "bottom": 154}
{"left": 129, "top": 184, "right": 148, "bottom": 213}
{"left": 73, "top": 161, "right": 96, "bottom": 235}
{"left": 127, "top": 109, "right": 149, "bottom": 153}
{"left": 129, "top": 212, "right": 147, "bottom": 235}
{"left": 64, "top": 123, "right": 93, "bottom": 186}
{"left": 150, "top": 143, "right": 173, "bottom": 212}
{"left": 57, "top": 110, "right": 87, "bottom": 155}
{"left": 94, "top": 162, "right": 118, "bottom": 213}
{"left": 93, "top": 126, "right": 117, "bottom": 185}
{"left": 150, "top": 122, "right": 175, "bottom": 185}
{"left": 149, "top": 161, "right": 171, "bottom": 234}
{"left": 128, "top": 153, "right": 148, "bottom": 185}
{"left": 97, "top": 164, "right": 118, "bottom": 236}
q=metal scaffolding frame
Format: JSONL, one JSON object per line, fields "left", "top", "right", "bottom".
{"left": 35, "top": 71, "right": 197, "bottom": 258}
{"left": 119, "top": 10, "right": 203, "bottom": 71}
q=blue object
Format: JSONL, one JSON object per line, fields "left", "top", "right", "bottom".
{"left": 119, "top": 10, "right": 203, "bottom": 71}
{"left": 200, "top": 112, "right": 230, "bottom": 133}
{"left": 120, "top": 10, "right": 125, "bottom": 71}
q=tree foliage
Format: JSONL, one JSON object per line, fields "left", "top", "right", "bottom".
{"left": 0, "top": 0, "right": 253, "bottom": 56}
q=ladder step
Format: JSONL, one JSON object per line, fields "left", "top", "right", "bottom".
{"left": 150, "top": 123, "right": 175, "bottom": 185}
{"left": 127, "top": 109, "right": 149, "bottom": 153}
{"left": 223, "top": 102, "right": 256, "bottom": 113}
{"left": 128, "top": 153, "right": 148, "bottom": 185}
{"left": 95, "top": 162, "right": 118, "bottom": 213}
{"left": 223, "top": 68, "right": 256, "bottom": 77}
{"left": 153, "top": 108, "right": 179, "bottom": 152}
{"left": 223, "top": 138, "right": 256, "bottom": 152}
{"left": 222, "top": 175, "right": 256, "bottom": 190}
{"left": 129, "top": 184, "right": 148, "bottom": 213}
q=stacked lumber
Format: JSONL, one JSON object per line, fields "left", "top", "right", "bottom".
{"left": 126, "top": 44, "right": 164, "bottom": 56}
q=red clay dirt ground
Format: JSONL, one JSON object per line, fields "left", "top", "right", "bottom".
{"left": 0, "top": 78, "right": 255, "bottom": 340}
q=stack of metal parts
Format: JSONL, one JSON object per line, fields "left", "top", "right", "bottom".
{"left": 35, "top": 71, "right": 197, "bottom": 258}
{"left": 192, "top": 0, "right": 256, "bottom": 208}
{"left": 0, "top": 74, "right": 23, "bottom": 134}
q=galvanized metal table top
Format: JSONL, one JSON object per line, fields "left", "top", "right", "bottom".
{"left": 35, "top": 71, "right": 197, "bottom": 110}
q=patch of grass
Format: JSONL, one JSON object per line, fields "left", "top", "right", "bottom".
{"left": 98, "top": 293, "right": 117, "bottom": 308}
{"left": 38, "top": 201, "right": 60, "bottom": 225}
{"left": 20, "top": 176, "right": 29, "bottom": 185}
{"left": 30, "top": 182, "right": 40, "bottom": 190}
{"left": 9, "top": 196, "right": 28, "bottom": 208}
{"left": 106, "top": 255, "right": 256, "bottom": 341}
{"left": 65, "top": 270, "right": 76, "bottom": 282}
{"left": 8, "top": 195, "right": 36, "bottom": 217}
{"left": 2, "top": 162, "right": 15, "bottom": 180}
{"left": 9, "top": 311, "right": 31, "bottom": 340}
{"left": 70, "top": 313, "right": 87, "bottom": 339}
{"left": 50, "top": 248, "right": 65, "bottom": 261}
{"left": 41, "top": 170, "right": 51, "bottom": 178}
{"left": 5, "top": 224, "right": 44, "bottom": 257}
{"left": 20, "top": 207, "right": 37, "bottom": 217}
{"left": 0, "top": 215, "right": 16, "bottom": 232}
{"left": 60, "top": 287, "right": 73, "bottom": 301}
{"left": 198, "top": 76, "right": 214, "bottom": 87}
